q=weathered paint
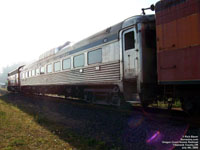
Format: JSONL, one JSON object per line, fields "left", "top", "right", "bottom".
{"left": 156, "top": 13, "right": 200, "bottom": 51}
{"left": 155, "top": 0, "right": 200, "bottom": 84}
{"left": 158, "top": 45, "right": 200, "bottom": 82}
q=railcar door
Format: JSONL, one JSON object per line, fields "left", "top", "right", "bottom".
{"left": 122, "top": 28, "right": 138, "bottom": 80}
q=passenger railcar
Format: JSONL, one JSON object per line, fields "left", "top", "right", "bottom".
{"left": 155, "top": 0, "right": 200, "bottom": 112}
{"left": 7, "top": 65, "right": 24, "bottom": 92}
{"left": 7, "top": 0, "right": 200, "bottom": 113}
{"left": 8, "top": 15, "right": 156, "bottom": 106}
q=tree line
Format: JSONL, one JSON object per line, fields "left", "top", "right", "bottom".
{"left": 0, "top": 62, "right": 25, "bottom": 84}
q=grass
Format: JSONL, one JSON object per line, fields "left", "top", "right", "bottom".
{"left": 131, "top": 99, "right": 182, "bottom": 111}
{"left": 0, "top": 99, "right": 74, "bottom": 150}
{"left": 151, "top": 100, "right": 182, "bottom": 109}
{"left": 0, "top": 97, "right": 114, "bottom": 150}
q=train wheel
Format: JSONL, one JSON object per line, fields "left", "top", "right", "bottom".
{"left": 84, "top": 92, "right": 95, "bottom": 103}
{"left": 111, "top": 93, "right": 120, "bottom": 106}
{"left": 111, "top": 86, "right": 120, "bottom": 106}
{"left": 106, "top": 93, "right": 112, "bottom": 105}
{"left": 105, "top": 93, "right": 121, "bottom": 106}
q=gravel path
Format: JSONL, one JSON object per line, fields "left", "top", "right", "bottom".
{"left": 0, "top": 92, "right": 199, "bottom": 150}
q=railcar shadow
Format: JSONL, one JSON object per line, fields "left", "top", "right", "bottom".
{"left": 0, "top": 91, "right": 194, "bottom": 150}
{"left": 0, "top": 92, "right": 130, "bottom": 150}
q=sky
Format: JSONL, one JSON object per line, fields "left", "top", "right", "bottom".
{"left": 0, "top": 0, "right": 158, "bottom": 73}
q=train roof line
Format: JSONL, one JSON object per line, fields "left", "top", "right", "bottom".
{"left": 8, "top": 65, "right": 25, "bottom": 76}
{"left": 22, "top": 14, "right": 155, "bottom": 70}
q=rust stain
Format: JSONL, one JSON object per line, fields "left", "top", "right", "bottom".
{"left": 156, "top": 0, "right": 200, "bottom": 82}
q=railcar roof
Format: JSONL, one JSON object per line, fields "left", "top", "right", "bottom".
{"left": 22, "top": 15, "right": 154, "bottom": 71}
{"left": 71, "top": 15, "right": 154, "bottom": 51}
{"left": 8, "top": 65, "right": 24, "bottom": 76}
{"left": 57, "top": 15, "right": 154, "bottom": 57}
{"left": 155, "top": 0, "right": 185, "bottom": 12}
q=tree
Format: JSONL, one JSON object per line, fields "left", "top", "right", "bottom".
{"left": 0, "top": 62, "right": 25, "bottom": 84}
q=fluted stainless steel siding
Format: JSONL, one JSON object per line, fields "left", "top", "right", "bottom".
{"left": 21, "top": 61, "right": 120, "bottom": 86}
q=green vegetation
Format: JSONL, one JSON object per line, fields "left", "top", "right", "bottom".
{"left": 151, "top": 100, "right": 182, "bottom": 109}
{"left": 131, "top": 99, "right": 182, "bottom": 110}
{"left": 0, "top": 62, "right": 25, "bottom": 84}
{"left": 0, "top": 99, "right": 74, "bottom": 150}
{"left": 0, "top": 98, "right": 113, "bottom": 150}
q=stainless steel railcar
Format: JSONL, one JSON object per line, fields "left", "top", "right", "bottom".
{"left": 8, "top": 15, "right": 157, "bottom": 105}
{"left": 7, "top": 65, "right": 24, "bottom": 92}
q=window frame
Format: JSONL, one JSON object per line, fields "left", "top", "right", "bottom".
{"left": 54, "top": 61, "right": 61, "bottom": 72}
{"left": 62, "top": 58, "right": 71, "bottom": 70}
{"left": 73, "top": 54, "right": 85, "bottom": 68}
{"left": 32, "top": 69, "right": 35, "bottom": 76}
{"left": 46, "top": 63, "right": 52, "bottom": 73}
{"left": 40, "top": 66, "right": 45, "bottom": 74}
{"left": 87, "top": 48, "right": 102, "bottom": 65}
{"left": 36, "top": 68, "right": 40, "bottom": 76}
{"left": 21, "top": 72, "right": 24, "bottom": 79}
{"left": 123, "top": 29, "right": 136, "bottom": 51}
{"left": 26, "top": 71, "right": 29, "bottom": 78}
{"left": 29, "top": 70, "right": 32, "bottom": 77}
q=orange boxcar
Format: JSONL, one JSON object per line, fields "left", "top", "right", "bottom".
{"left": 155, "top": 0, "right": 200, "bottom": 84}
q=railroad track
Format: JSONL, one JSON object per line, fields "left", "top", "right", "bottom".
{"left": 1, "top": 89, "right": 199, "bottom": 125}
{"left": 3, "top": 89, "right": 199, "bottom": 127}
{"left": 0, "top": 89, "right": 199, "bottom": 150}
{"left": 43, "top": 93, "right": 200, "bottom": 126}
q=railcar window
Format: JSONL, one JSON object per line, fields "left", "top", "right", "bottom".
{"left": 26, "top": 72, "right": 28, "bottom": 78}
{"left": 21, "top": 73, "right": 24, "bottom": 79}
{"left": 40, "top": 66, "right": 45, "bottom": 74}
{"left": 54, "top": 61, "right": 61, "bottom": 72}
{"left": 16, "top": 74, "right": 18, "bottom": 83}
{"left": 63, "top": 58, "right": 71, "bottom": 70}
{"left": 88, "top": 49, "right": 102, "bottom": 65}
{"left": 74, "top": 54, "right": 84, "bottom": 68}
{"left": 124, "top": 31, "right": 135, "bottom": 50}
{"left": 47, "top": 64, "right": 52, "bottom": 73}
{"left": 32, "top": 70, "right": 35, "bottom": 76}
{"left": 29, "top": 70, "right": 32, "bottom": 77}
{"left": 36, "top": 68, "right": 40, "bottom": 75}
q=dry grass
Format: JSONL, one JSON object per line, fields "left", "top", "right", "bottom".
{"left": 0, "top": 99, "right": 74, "bottom": 150}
